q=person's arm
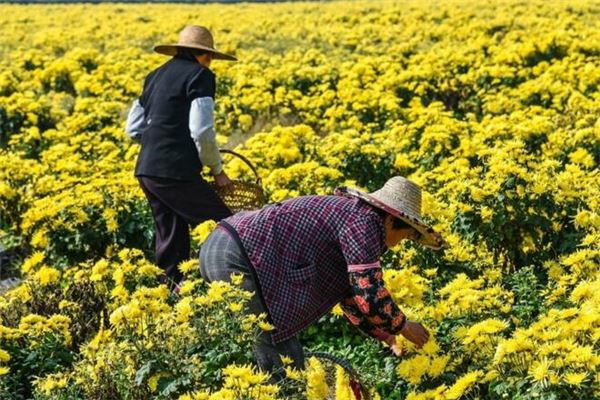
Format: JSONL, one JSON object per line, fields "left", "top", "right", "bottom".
{"left": 339, "top": 214, "right": 429, "bottom": 351}
{"left": 343, "top": 268, "right": 429, "bottom": 351}
{"left": 339, "top": 293, "right": 398, "bottom": 346}
{"left": 189, "top": 97, "right": 223, "bottom": 175}
{"left": 125, "top": 98, "right": 144, "bottom": 142}
{"left": 345, "top": 267, "right": 406, "bottom": 338}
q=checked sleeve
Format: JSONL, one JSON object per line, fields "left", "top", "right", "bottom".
{"left": 339, "top": 213, "right": 385, "bottom": 269}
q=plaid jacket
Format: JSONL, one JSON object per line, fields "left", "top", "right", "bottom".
{"left": 225, "top": 195, "right": 386, "bottom": 343}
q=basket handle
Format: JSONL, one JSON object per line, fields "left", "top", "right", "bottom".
{"left": 304, "top": 351, "right": 371, "bottom": 400}
{"left": 219, "top": 149, "right": 262, "bottom": 185}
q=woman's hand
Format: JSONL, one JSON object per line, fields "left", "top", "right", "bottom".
{"left": 399, "top": 320, "right": 430, "bottom": 349}
{"left": 384, "top": 335, "right": 406, "bottom": 357}
{"left": 214, "top": 171, "right": 233, "bottom": 190}
{"left": 432, "top": 231, "right": 445, "bottom": 247}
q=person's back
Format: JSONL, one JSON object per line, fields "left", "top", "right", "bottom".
{"left": 136, "top": 57, "right": 215, "bottom": 180}
{"left": 199, "top": 177, "right": 444, "bottom": 378}
{"left": 227, "top": 194, "right": 384, "bottom": 271}
{"left": 224, "top": 194, "right": 387, "bottom": 342}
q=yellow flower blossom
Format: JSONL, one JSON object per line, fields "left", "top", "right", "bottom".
{"left": 0, "top": 349, "right": 10, "bottom": 362}
{"left": 191, "top": 220, "right": 217, "bottom": 245}
{"left": 306, "top": 357, "right": 328, "bottom": 400}
{"left": 179, "top": 259, "right": 199, "bottom": 275}
{"left": 564, "top": 372, "right": 587, "bottom": 386}
{"left": 33, "top": 266, "right": 61, "bottom": 286}
{"left": 444, "top": 370, "right": 483, "bottom": 400}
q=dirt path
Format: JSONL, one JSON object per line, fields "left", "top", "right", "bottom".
{"left": 0, "top": 278, "right": 21, "bottom": 295}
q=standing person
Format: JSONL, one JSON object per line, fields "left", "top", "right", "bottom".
{"left": 125, "top": 25, "right": 235, "bottom": 288}
{"left": 199, "top": 176, "right": 445, "bottom": 379}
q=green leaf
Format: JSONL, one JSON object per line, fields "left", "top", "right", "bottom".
{"left": 134, "top": 361, "right": 154, "bottom": 387}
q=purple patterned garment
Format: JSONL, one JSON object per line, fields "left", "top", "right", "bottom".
{"left": 224, "top": 195, "right": 387, "bottom": 343}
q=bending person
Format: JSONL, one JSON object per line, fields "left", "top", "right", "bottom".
{"left": 199, "top": 176, "right": 445, "bottom": 378}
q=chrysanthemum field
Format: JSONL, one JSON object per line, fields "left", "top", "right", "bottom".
{"left": 0, "top": 1, "right": 598, "bottom": 399}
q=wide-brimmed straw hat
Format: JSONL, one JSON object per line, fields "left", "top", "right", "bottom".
{"left": 338, "top": 176, "right": 445, "bottom": 250}
{"left": 154, "top": 25, "right": 237, "bottom": 61}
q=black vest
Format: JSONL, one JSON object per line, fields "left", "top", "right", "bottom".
{"left": 134, "top": 57, "right": 216, "bottom": 180}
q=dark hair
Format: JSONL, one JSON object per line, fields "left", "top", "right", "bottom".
{"left": 175, "top": 47, "right": 208, "bottom": 60}
{"left": 372, "top": 207, "right": 412, "bottom": 230}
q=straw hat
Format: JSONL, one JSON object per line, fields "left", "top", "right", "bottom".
{"left": 154, "top": 25, "right": 237, "bottom": 61}
{"left": 338, "top": 176, "right": 445, "bottom": 250}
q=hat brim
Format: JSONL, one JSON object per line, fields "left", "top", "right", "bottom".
{"left": 340, "top": 187, "right": 445, "bottom": 250}
{"left": 154, "top": 44, "right": 237, "bottom": 61}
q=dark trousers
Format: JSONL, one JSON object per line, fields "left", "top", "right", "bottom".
{"left": 199, "top": 226, "right": 305, "bottom": 382}
{"left": 138, "top": 176, "right": 232, "bottom": 285}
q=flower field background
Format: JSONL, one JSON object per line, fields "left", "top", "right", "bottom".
{"left": 0, "top": 0, "right": 599, "bottom": 399}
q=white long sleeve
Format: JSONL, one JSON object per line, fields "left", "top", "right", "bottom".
{"left": 125, "top": 99, "right": 145, "bottom": 142}
{"left": 189, "top": 97, "right": 223, "bottom": 175}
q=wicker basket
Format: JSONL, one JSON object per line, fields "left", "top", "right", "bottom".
{"left": 210, "top": 149, "right": 266, "bottom": 213}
